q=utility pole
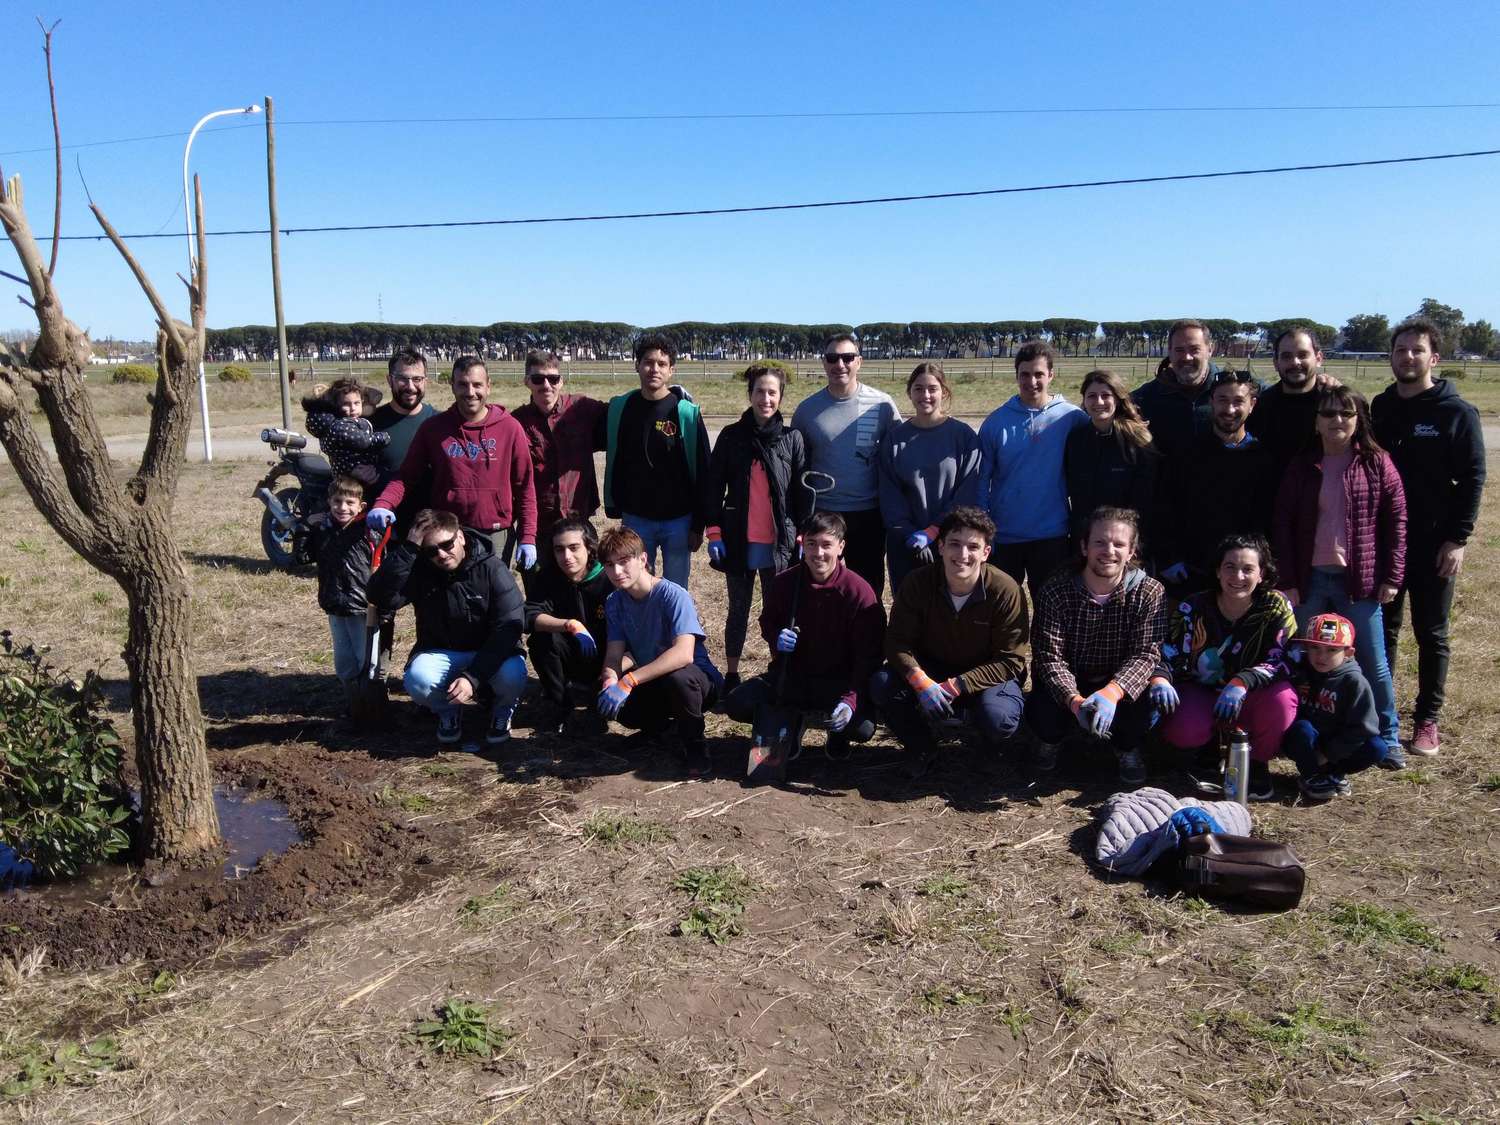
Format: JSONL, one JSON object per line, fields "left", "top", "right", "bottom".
{"left": 264, "top": 96, "right": 292, "bottom": 431}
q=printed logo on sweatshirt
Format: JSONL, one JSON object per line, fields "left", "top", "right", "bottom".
{"left": 655, "top": 419, "right": 680, "bottom": 441}
{"left": 1412, "top": 423, "right": 1441, "bottom": 438}
{"left": 442, "top": 436, "right": 497, "bottom": 461}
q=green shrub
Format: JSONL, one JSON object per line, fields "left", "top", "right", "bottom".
{"left": 218, "top": 364, "right": 253, "bottom": 383}
{"left": 737, "top": 358, "right": 797, "bottom": 383}
{"left": 1439, "top": 367, "right": 1467, "bottom": 381}
{"left": 0, "top": 632, "right": 132, "bottom": 878}
{"left": 109, "top": 364, "right": 155, "bottom": 385}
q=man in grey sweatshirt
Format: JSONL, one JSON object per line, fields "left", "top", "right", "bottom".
{"left": 791, "top": 333, "right": 901, "bottom": 599}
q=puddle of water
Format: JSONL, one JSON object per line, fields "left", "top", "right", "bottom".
{"left": 0, "top": 785, "right": 304, "bottom": 897}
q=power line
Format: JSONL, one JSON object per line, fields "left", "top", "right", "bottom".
{"left": 51, "top": 146, "right": 1500, "bottom": 243}
{"left": 4, "top": 101, "right": 1498, "bottom": 156}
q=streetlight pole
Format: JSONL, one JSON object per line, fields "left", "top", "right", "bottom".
{"left": 184, "top": 104, "right": 260, "bottom": 462}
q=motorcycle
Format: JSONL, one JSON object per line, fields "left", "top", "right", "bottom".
{"left": 252, "top": 427, "right": 333, "bottom": 569}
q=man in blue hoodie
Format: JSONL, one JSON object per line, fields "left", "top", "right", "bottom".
{"left": 977, "top": 340, "right": 1087, "bottom": 605}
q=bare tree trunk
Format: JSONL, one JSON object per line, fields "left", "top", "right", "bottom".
{"left": 123, "top": 521, "right": 218, "bottom": 860}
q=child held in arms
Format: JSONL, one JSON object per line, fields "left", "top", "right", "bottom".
{"left": 313, "top": 475, "right": 379, "bottom": 712}
{"left": 303, "top": 378, "right": 390, "bottom": 480}
{"left": 1285, "top": 612, "right": 1403, "bottom": 802}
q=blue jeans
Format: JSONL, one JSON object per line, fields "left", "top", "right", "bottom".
{"left": 404, "top": 649, "right": 527, "bottom": 720}
{"left": 1283, "top": 719, "right": 1390, "bottom": 778}
{"left": 1297, "top": 567, "right": 1399, "bottom": 748}
{"left": 622, "top": 512, "right": 693, "bottom": 588}
{"left": 869, "top": 665, "right": 1024, "bottom": 751}
{"left": 328, "top": 614, "right": 368, "bottom": 684}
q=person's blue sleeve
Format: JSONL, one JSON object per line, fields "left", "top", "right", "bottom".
{"left": 664, "top": 582, "right": 706, "bottom": 640}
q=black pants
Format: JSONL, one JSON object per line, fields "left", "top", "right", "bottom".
{"left": 528, "top": 630, "right": 603, "bottom": 706}
{"left": 1024, "top": 682, "right": 1154, "bottom": 752}
{"left": 991, "top": 536, "right": 1070, "bottom": 608}
{"left": 833, "top": 507, "right": 886, "bottom": 601}
{"left": 724, "top": 567, "right": 775, "bottom": 662}
{"left": 617, "top": 665, "right": 719, "bottom": 751}
{"left": 868, "top": 665, "right": 1023, "bottom": 753}
{"left": 723, "top": 673, "right": 876, "bottom": 743}
{"left": 1383, "top": 546, "right": 1457, "bottom": 725}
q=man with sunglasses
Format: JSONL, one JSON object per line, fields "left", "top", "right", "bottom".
{"left": 1157, "top": 369, "right": 1276, "bottom": 591}
{"left": 369, "top": 508, "right": 528, "bottom": 746}
{"left": 513, "top": 351, "right": 608, "bottom": 563}
{"left": 790, "top": 333, "right": 900, "bottom": 599}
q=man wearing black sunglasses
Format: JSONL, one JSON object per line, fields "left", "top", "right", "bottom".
{"left": 790, "top": 332, "right": 900, "bottom": 599}
{"left": 369, "top": 507, "right": 528, "bottom": 746}
{"left": 513, "top": 350, "right": 607, "bottom": 560}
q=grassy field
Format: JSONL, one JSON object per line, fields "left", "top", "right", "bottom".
{"left": 0, "top": 460, "right": 1496, "bottom": 1121}
{"left": 77, "top": 356, "right": 1500, "bottom": 442}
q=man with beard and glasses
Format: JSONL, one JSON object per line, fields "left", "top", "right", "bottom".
{"left": 364, "top": 348, "right": 439, "bottom": 527}
{"left": 1131, "top": 319, "right": 1221, "bottom": 469}
{"left": 1372, "top": 318, "right": 1487, "bottom": 758}
{"left": 1248, "top": 327, "right": 1340, "bottom": 480}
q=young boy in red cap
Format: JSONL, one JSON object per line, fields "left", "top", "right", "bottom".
{"left": 1285, "top": 612, "right": 1402, "bottom": 801}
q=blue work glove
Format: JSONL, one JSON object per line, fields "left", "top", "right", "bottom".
{"left": 1168, "top": 806, "right": 1223, "bottom": 843}
{"left": 1076, "top": 689, "right": 1118, "bottom": 737}
{"left": 365, "top": 507, "right": 396, "bottom": 531}
{"left": 906, "top": 529, "right": 932, "bottom": 552}
{"left": 1214, "top": 682, "right": 1248, "bottom": 721}
{"left": 1161, "top": 562, "right": 1189, "bottom": 585}
{"left": 1148, "top": 678, "right": 1180, "bottom": 716}
{"left": 515, "top": 543, "right": 537, "bottom": 570}
{"left": 775, "top": 627, "right": 799, "bottom": 653}
{"left": 564, "top": 620, "right": 596, "bottom": 659}
{"left": 907, "top": 670, "right": 959, "bottom": 719}
{"left": 707, "top": 539, "right": 727, "bottom": 565}
{"left": 596, "top": 674, "right": 635, "bottom": 719}
{"left": 827, "top": 702, "right": 853, "bottom": 732}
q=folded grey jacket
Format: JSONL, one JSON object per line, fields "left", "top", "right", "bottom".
{"left": 1094, "top": 786, "right": 1253, "bottom": 876}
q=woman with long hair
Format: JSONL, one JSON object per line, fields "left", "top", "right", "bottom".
{"left": 1154, "top": 533, "right": 1298, "bottom": 800}
{"left": 702, "top": 363, "right": 811, "bottom": 692}
{"left": 1273, "top": 386, "right": 1407, "bottom": 760}
{"left": 1064, "top": 368, "right": 1158, "bottom": 545}
{"left": 876, "top": 362, "right": 982, "bottom": 591}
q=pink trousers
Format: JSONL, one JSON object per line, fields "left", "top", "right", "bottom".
{"left": 1158, "top": 681, "right": 1297, "bottom": 762}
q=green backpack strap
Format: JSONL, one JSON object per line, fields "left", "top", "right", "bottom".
{"left": 602, "top": 392, "right": 631, "bottom": 514}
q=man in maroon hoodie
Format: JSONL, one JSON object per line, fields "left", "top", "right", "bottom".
{"left": 367, "top": 356, "right": 538, "bottom": 569}
{"left": 511, "top": 350, "right": 607, "bottom": 554}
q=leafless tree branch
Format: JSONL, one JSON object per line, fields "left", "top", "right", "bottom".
{"left": 37, "top": 17, "right": 63, "bottom": 279}
{"left": 89, "top": 204, "right": 187, "bottom": 358}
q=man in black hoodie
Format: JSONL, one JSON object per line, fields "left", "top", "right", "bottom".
{"left": 524, "top": 518, "right": 613, "bottom": 734}
{"left": 1372, "top": 318, "right": 1487, "bottom": 757}
{"left": 369, "top": 508, "right": 528, "bottom": 747}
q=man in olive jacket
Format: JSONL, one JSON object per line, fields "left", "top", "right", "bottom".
{"left": 869, "top": 505, "right": 1028, "bottom": 769}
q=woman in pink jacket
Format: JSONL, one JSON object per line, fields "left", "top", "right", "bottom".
{"left": 1273, "top": 386, "right": 1407, "bottom": 760}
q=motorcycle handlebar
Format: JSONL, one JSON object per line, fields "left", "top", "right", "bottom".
{"left": 261, "top": 428, "right": 307, "bottom": 450}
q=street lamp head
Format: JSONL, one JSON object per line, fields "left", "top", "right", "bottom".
{"left": 242, "top": 105, "right": 262, "bottom": 115}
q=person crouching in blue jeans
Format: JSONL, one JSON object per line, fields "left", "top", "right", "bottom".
{"left": 368, "top": 508, "right": 527, "bottom": 746}
{"left": 1285, "top": 612, "right": 1401, "bottom": 801}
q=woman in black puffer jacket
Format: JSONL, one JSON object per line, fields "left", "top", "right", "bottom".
{"left": 701, "top": 364, "right": 812, "bottom": 689}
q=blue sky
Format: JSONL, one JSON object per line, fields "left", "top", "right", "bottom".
{"left": 3, "top": 0, "right": 1498, "bottom": 341}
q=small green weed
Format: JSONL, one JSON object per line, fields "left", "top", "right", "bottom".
{"left": 1478, "top": 774, "right": 1500, "bottom": 792}
{"left": 457, "top": 885, "right": 512, "bottom": 929}
{"left": 917, "top": 873, "right": 968, "bottom": 898}
{"left": 672, "top": 864, "right": 755, "bottom": 945}
{"left": 1091, "top": 931, "right": 1143, "bottom": 955}
{"left": 128, "top": 968, "right": 177, "bottom": 1003}
{"left": 420, "top": 763, "right": 459, "bottom": 778}
{"left": 12, "top": 540, "right": 44, "bottom": 556}
{"left": 90, "top": 591, "right": 110, "bottom": 606}
{"left": 1, "top": 1037, "right": 123, "bottom": 1099}
{"left": 1397, "top": 768, "right": 1435, "bottom": 786}
{"left": 998, "top": 1004, "right": 1030, "bottom": 1039}
{"left": 0, "top": 575, "right": 12, "bottom": 591}
{"left": 1326, "top": 901, "right": 1440, "bottom": 950}
{"left": 582, "top": 811, "right": 672, "bottom": 847}
{"left": 411, "top": 1000, "right": 513, "bottom": 1059}
{"left": 1420, "top": 963, "right": 1494, "bottom": 995}
{"left": 376, "top": 786, "right": 434, "bottom": 813}
{"left": 920, "top": 986, "right": 986, "bottom": 1014}
{"left": 1210, "top": 1003, "right": 1366, "bottom": 1059}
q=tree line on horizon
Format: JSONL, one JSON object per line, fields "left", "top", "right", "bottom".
{"left": 181, "top": 298, "right": 1499, "bottom": 366}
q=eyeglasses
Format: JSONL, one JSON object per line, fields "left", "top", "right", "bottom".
{"left": 823, "top": 352, "right": 859, "bottom": 365}
{"left": 421, "top": 535, "right": 459, "bottom": 557}
{"left": 527, "top": 373, "right": 562, "bottom": 386}
{"left": 392, "top": 375, "right": 427, "bottom": 385}
{"left": 1211, "top": 370, "right": 1255, "bottom": 386}
{"left": 1318, "top": 409, "right": 1356, "bottom": 420}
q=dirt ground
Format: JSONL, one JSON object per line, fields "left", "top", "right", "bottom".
{"left": 1, "top": 462, "right": 1497, "bottom": 1123}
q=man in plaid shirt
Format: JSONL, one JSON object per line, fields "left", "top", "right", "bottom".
{"left": 1026, "top": 506, "right": 1167, "bottom": 784}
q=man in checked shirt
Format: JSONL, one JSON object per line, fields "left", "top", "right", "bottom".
{"left": 1026, "top": 506, "right": 1167, "bottom": 785}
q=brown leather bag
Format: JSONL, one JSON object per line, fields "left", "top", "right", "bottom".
{"left": 1179, "top": 833, "right": 1306, "bottom": 910}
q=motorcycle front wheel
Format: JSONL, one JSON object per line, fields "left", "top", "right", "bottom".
{"left": 261, "top": 485, "right": 303, "bottom": 570}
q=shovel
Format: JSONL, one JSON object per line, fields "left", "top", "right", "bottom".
{"left": 747, "top": 470, "right": 835, "bottom": 784}
{"left": 349, "top": 527, "right": 391, "bottom": 729}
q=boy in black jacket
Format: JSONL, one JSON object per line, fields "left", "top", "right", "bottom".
{"left": 313, "top": 475, "right": 377, "bottom": 712}
{"left": 524, "top": 519, "right": 613, "bottom": 733}
{"left": 1285, "top": 613, "right": 1399, "bottom": 801}
{"left": 368, "top": 508, "right": 527, "bottom": 746}
{"left": 1372, "top": 318, "right": 1487, "bottom": 757}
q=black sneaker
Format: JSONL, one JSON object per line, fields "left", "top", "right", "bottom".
{"left": 485, "top": 706, "right": 514, "bottom": 746}
{"left": 1116, "top": 748, "right": 1147, "bottom": 787}
{"left": 1247, "top": 761, "right": 1275, "bottom": 802}
{"left": 528, "top": 701, "right": 568, "bottom": 735}
{"left": 1299, "top": 772, "right": 1352, "bottom": 801}
{"left": 436, "top": 710, "right": 462, "bottom": 745}
{"left": 1033, "top": 741, "right": 1060, "bottom": 772}
{"left": 683, "top": 744, "right": 713, "bottom": 779}
{"left": 1377, "top": 744, "right": 1408, "bottom": 771}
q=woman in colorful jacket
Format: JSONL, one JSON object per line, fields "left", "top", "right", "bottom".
{"left": 1273, "top": 386, "right": 1407, "bottom": 757}
{"left": 701, "top": 363, "right": 811, "bottom": 691}
{"left": 1154, "top": 533, "right": 1298, "bottom": 802}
